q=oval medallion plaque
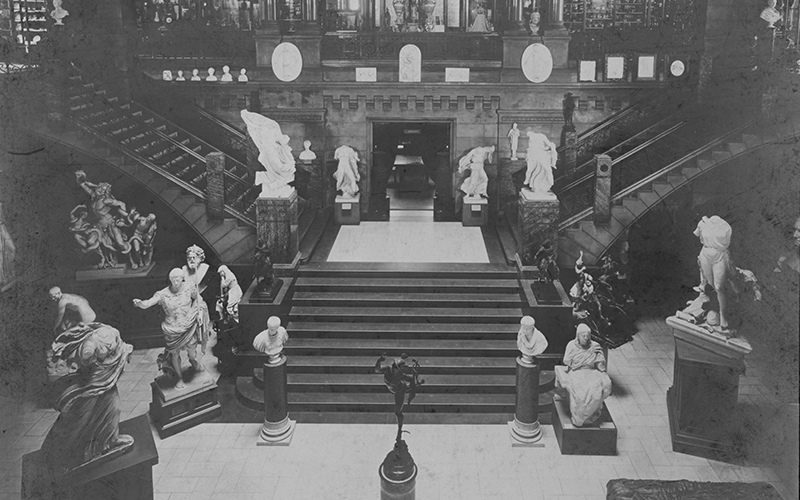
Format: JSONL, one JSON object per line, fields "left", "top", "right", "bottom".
{"left": 272, "top": 42, "right": 303, "bottom": 82}
{"left": 521, "top": 43, "right": 553, "bottom": 83}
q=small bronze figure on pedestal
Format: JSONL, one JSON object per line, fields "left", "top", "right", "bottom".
{"left": 375, "top": 352, "right": 424, "bottom": 443}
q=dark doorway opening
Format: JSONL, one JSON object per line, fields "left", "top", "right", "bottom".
{"left": 370, "top": 121, "right": 451, "bottom": 221}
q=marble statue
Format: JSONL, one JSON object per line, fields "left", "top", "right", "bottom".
{"left": 238, "top": 68, "right": 249, "bottom": 82}
{"left": 333, "top": 145, "right": 361, "bottom": 198}
{"left": 126, "top": 208, "right": 157, "bottom": 269}
{"left": 162, "top": 70, "right": 173, "bottom": 81}
{"left": 216, "top": 265, "right": 242, "bottom": 323}
{"left": 191, "top": 69, "right": 202, "bottom": 81}
{"left": 555, "top": 324, "right": 612, "bottom": 427}
{"left": 241, "top": 109, "right": 296, "bottom": 197}
{"left": 50, "top": 0, "right": 69, "bottom": 25}
{"left": 0, "top": 203, "right": 16, "bottom": 290}
{"left": 182, "top": 245, "right": 215, "bottom": 352}
{"left": 375, "top": 353, "right": 424, "bottom": 443}
{"left": 253, "top": 316, "right": 289, "bottom": 363}
{"left": 563, "top": 92, "right": 576, "bottom": 126}
{"left": 458, "top": 145, "right": 494, "bottom": 199}
{"left": 220, "top": 65, "right": 233, "bottom": 82}
{"left": 50, "top": 287, "right": 97, "bottom": 334}
{"left": 691, "top": 216, "right": 733, "bottom": 333}
{"left": 507, "top": 123, "right": 520, "bottom": 161}
{"left": 524, "top": 131, "right": 558, "bottom": 193}
{"left": 133, "top": 268, "right": 207, "bottom": 390}
{"left": 517, "top": 316, "right": 548, "bottom": 364}
{"left": 299, "top": 140, "right": 316, "bottom": 160}
{"left": 42, "top": 321, "right": 134, "bottom": 472}
{"left": 760, "top": 0, "right": 782, "bottom": 27}
{"left": 175, "top": 70, "right": 186, "bottom": 81}
{"left": 206, "top": 67, "right": 218, "bottom": 82}
{"left": 468, "top": 1, "right": 491, "bottom": 32}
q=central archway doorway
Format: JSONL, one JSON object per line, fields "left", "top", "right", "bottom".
{"left": 368, "top": 121, "right": 452, "bottom": 221}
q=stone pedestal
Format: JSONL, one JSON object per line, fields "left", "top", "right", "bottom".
{"left": 150, "top": 364, "right": 222, "bottom": 438}
{"left": 258, "top": 357, "right": 296, "bottom": 445}
{"left": 335, "top": 195, "right": 361, "bottom": 225}
{"left": 22, "top": 415, "right": 158, "bottom": 500}
{"left": 508, "top": 357, "right": 544, "bottom": 445}
{"left": 562, "top": 125, "right": 577, "bottom": 173}
{"left": 205, "top": 152, "right": 226, "bottom": 220}
{"left": 517, "top": 189, "right": 559, "bottom": 262}
{"left": 540, "top": 31, "right": 571, "bottom": 70}
{"left": 593, "top": 154, "right": 612, "bottom": 223}
{"left": 379, "top": 440, "right": 417, "bottom": 500}
{"left": 256, "top": 190, "right": 298, "bottom": 264}
{"left": 462, "top": 196, "right": 488, "bottom": 226}
{"left": 665, "top": 316, "right": 752, "bottom": 460}
{"left": 553, "top": 399, "right": 617, "bottom": 455}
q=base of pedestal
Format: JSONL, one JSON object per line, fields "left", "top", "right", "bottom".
{"left": 379, "top": 464, "right": 417, "bottom": 500}
{"left": 507, "top": 419, "right": 545, "bottom": 447}
{"left": 553, "top": 399, "right": 617, "bottom": 455}
{"left": 75, "top": 262, "right": 156, "bottom": 281}
{"left": 335, "top": 195, "right": 361, "bottom": 225}
{"left": 462, "top": 196, "right": 488, "bottom": 226}
{"left": 666, "top": 387, "right": 737, "bottom": 460}
{"left": 150, "top": 366, "right": 221, "bottom": 438}
{"left": 257, "top": 415, "right": 296, "bottom": 446}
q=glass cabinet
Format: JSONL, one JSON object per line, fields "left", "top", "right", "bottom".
{"left": 323, "top": 0, "right": 495, "bottom": 32}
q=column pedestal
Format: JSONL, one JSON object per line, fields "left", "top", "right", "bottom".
{"left": 517, "top": 189, "right": 559, "bottom": 262}
{"left": 256, "top": 190, "right": 298, "bottom": 264}
{"left": 462, "top": 196, "right": 488, "bottom": 226}
{"left": 508, "top": 357, "right": 544, "bottom": 446}
{"left": 258, "top": 357, "right": 296, "bottom": 446}
{"left": 379, "top": 440, "right": 417, "bottom": 500}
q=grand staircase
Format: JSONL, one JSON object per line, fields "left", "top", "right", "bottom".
{"left": 235, "top": 263, "right": 557, "bottom": 424}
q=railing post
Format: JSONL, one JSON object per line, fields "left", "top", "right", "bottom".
{"left": 593, "top": 154, "right": 612, "bottom": 224}
{"left": 205, "top": 152, "right": 226, "bottom": 220}
{"left": 562, "top": 125, "right": 577, "bottom": 173}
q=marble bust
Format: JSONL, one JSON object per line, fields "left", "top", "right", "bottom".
{"left": 253, "top": 316, "right": 289, "bottom": 363}
{"left": 175, "top": 70, "right": 186, "bottom": 81}
{"left": 191, "top": 69, "right": 201, "bottom": 81}
{"left": 238, "top": 68, "right": 249, "bottom": 82}
{"left": 220, "top": 65, "right": 233, "bottom": 82}
{"left": 517, "top": 315, "right": 548, "bottom": 364}
{"left": 206, "top": 67, "right": 218, "bottom": 82}
{"left": 299, "top": 140, "right": 316, "bottom": 160}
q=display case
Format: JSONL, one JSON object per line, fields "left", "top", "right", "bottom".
{"left": 563, "top": 0, "right": 665, "bottom": 31}
{"left": 12, "top": 0, "right": 47, "bottom": 50}
{"left": 324, "top": 0, "right": 488, "bottom": 32}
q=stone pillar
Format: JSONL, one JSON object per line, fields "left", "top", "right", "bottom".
{"left": 508, "top": 357, "right": 543, "bottom": 445}
{"left": 593, "top": 154, "right": 611, "bottom": 224}
{"left": 562, "top": 125, "right": 577, "bottom": 173}
{"left": 547, "top": 0, "right": 564, "bottom": 30}
{"left": 205, "top": 152, "right": 226, "bottom": 220}
{"left": 540, "top": 0, "right": 570, "bottom": 69}
{"left": 518, "top": 189, "right": 559, "bottom": 262}
{"left": 255, "top": 190, "right": 299, "bottom": 264}
{"left": 257, "top": 358, "right": 296, "bottom": 445}
{"left": 696, "top": 53, "right": 714, "bottom": 103}
{"left": 379, "top": 440, "right": 417, "bottom": 500}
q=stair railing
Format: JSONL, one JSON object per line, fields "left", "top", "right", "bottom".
{"left": 193, "top": 104, "right": 247, "bottom": 141}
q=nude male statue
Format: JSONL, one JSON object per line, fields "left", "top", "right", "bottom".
{"left": 49, "top": 287, "right": 97, "bottom": 333}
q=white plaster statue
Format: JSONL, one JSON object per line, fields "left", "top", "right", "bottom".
{"left": 50, "top": 0, "right": 69, "bottom": 25}
{"left": 507, "top": 123, "right": 520, "bottom": 160}
{"left": 238, "top": 68, "right": 249, "bottom": 82}
{"left": 162, "top": 70, "right": 173, "bottom": 81}
{"left": 468, "top": 2, "right": 491, "bottom": 32}
{"left": 517, "top": 315, "right": 548, "bottom": 364}
{"left": 206, "top": 67, "right": 218, "bottom": 82}
{"left": 191, "top": 69, "right": 202, "bottom": 81}
{"left": 686, "top": 216, "right": 734, "bottom": 332}
{"left": 253, "top": 316, "right": 289, "bottom": 363}
{"left": 0, "top": 203, "right": 16, "bottom": 290}
{"left": 220, "top": 65, "right": 233, "bottom": 82}
{"left": 216, "top": 265, "right": 243, "bottom": 323}
{"left": 760, "top": 0, "right": 782, "bottom": 27}
{"left": 175, "top": 70, "right": 186, "bottom": 81}
{"left": 241, "top": 109, "right": 296, "bottom": 197}
{"left": 299, "top": 140, "right": 316, "bottom": 160}
{"left": 555, "top": 324, "right": 612, "bottom": 427}
{"left": 333, "top": 145, "right": 361, "bottom": 198}
{"left": 458, "top": 145, "right": 494, "bottom": 198}
{"left": 524, "top": 131, "right": 558, "bottom": 193}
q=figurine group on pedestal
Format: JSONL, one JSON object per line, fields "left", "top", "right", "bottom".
{"left": 375, "top": 352, "right": 424, "bottom": 443}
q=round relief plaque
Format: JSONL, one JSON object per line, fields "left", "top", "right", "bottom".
{"left": 272, "top": 42, "right": 303, "bottom": 82}
{"left": 670, "top": 59, "right": 686, "bottom": 77}
{"left": 521, "top": 43, "right": 553, "bottom": 83}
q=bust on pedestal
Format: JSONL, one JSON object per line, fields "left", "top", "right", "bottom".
{"left": 253, "top": 316, "right": 296, "bottom": 445}
{"left": 509, "top": 316, "right": 548, "bottom": 445}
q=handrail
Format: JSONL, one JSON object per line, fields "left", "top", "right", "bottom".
{"left": 193, "top": 105, "right": 247, "bottom": 141}
{"left": 557, "top": 122, "right": 753, "bottom": 231}
{"left": 556, "top": 120, "right": 686, "bottom": 194}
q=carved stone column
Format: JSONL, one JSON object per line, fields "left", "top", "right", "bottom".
{"left": 205, "top": 152, "right": 226, "bottom": 220}
{"left": 255, "top": 190, "right": 299, "bottom": 264}
{"left": 593, "top": 154, "right": 611, "bottom": 224}
{"left": 547, "top": 0, "right": 564, "bottom": 30}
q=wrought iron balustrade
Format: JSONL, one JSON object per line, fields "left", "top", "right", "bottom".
{"left": 321, "top": 32, "right": 503, "bottom": 61}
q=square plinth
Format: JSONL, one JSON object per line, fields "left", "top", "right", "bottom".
{"left": 150, "top": 366, "right": 221, "bottom": 438}
{"left": 22, "top": 415, "right": 158, "bottom": 500}
{"left": 553, "top": 399, "right": 617, "bottom": 455}
{"left": 462, "top": 197, "right": 488, "bottom": 226}
{"left": 335, "top": 195, "right": 361, "bottom": 225}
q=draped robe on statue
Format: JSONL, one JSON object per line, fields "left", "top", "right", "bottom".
{"left": 241, "top": 110, "right": 296, "bottom": 196}
{"left": 555, "top": 339, "right": 612, "bottom": 426}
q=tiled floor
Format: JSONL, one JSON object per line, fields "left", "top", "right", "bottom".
{"left": 0, "top": 318, "right": 796, "bottom": 500}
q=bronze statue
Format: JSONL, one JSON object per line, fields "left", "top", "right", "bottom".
{"left": 563, "top": 92, "right": 576, "bottom": 126}
{"left": 254, "top": 239, "right": 279, "bottom": 296}
{"left": 375, "top": 353, "right": 424, "bottom": 443}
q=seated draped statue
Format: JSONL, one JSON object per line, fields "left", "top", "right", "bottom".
{"left": 458, "top": 145, "right": 495, "bottom": 198}
{"left": 42, "top": 321, "right": 134, "bottom": 473}
{"left": 241, "top": 110, "right": 296, "bottom": 197}
{"left": 333, "top": 145, "right": 361, "bottom": 198}
{"left": 555, "top": 323, "right": 612, "bottom": 427}
{"left": 524, "top": 131, "right": 558, "bottom": 194}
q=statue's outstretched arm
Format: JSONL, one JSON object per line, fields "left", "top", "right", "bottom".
{"left": 133, "top": 293, "right": 160, "bottom": 309}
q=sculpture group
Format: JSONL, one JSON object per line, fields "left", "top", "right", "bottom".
{"left": 242, "top": 110, "right": 296, "bottom": 198}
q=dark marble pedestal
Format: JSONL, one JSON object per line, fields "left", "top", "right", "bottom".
{"left": 517, "top": 189, "right": 559, "bottom": 261}
{"left": 335, "top": 195, "right": 361, "bottom": 225}
{"left": 553, "top": 399, "right": 617, "bottom": 455}
{"left": 258, "top": 357, "right": 295, "bottom": 445}
{"left": 22, "top": 415, "right": 158, "bottom": 500}
{"left": 665, "top": 316, "right": 752, "bottom": 460}
{"left": 255, "top": 190, "right": 298, "bottom": 264}
{"left": 150, "top": 365, "right": 222, "bottom": 438}
{"left": 462, "top": 197, "right": 488, "bottom": 226}
{"left": 379, "top": 440, "right": 417, "bottom": 500}
{"left": 508, "top": 356, "right": 544, "bottom": 446}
